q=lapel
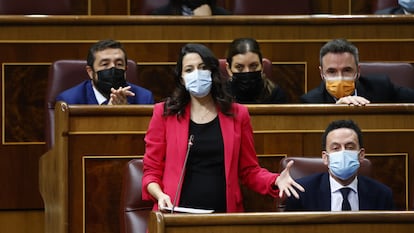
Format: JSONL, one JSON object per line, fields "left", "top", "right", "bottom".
{"left": 357, "top": 176, "right": 375, "bottom": 210}
{"left": 174, "top": 104, "right": 191, "bottom": 171}
{"left": 218, "top": 108, "right": 234, "bottom": 181}
{"left": 319, "top": 173, "right": 332, "bottom": 210}
{"left": 354, "top": 78, "right": 372, "bottom": 101}
{"left": 86, "top": 80, "right": 99, "bottom": 104}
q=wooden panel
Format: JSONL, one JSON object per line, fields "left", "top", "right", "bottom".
{"left": 84, "top": 157, "right": 141, "bottom": 233}
{"left": 3, "top": 64, "right": 49, "bottom": 143}
{"left": 39, "top": 104, "right": 414, "bottom": 233}
{"left": 0, "top": 210, "right": 44, "bottom": 233}
{"left": 91, "top": 0, "right": 129, "bottom": 15}
{"left": 148, "top": 211, "right": 414, "bottom": 233}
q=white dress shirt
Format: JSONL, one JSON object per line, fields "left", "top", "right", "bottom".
{"left": 329, "top": 175, "right": 359, "bottom": 211}
{"left": 91, "top": 80, "right": 108, "bottom": 105}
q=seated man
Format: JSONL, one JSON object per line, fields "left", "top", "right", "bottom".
{"left": 56, "top": 39, "right": 154, "bottom": 105}
{"left": 285, "top": 119, "right": 394, "bottom": 211}
{"left": 300, "top": 38, "right": 414, "bottom": 105}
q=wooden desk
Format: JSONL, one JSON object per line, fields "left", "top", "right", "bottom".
{"left": 148, "top": 211, "right": 414, "bottom": 233}
{"left": 39, "top": 103, "right": 414, "bottom": 233}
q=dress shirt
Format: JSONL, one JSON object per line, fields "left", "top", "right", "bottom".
{"left": 329, "top": 175, "right": 359, "bottom": 211}
{"left": 92, "top": 81, "right": 108, "bottom": 105}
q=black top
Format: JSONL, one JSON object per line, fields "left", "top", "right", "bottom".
{"left": 227, "top": 82, "right": 288, "bottom": 104}
{"left": 179, "top": 116, "right": 227, "bottom": 212}
{"left": 253, "top": 86, "right": 288, "bottom": 104}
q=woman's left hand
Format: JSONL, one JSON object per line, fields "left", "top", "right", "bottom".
{"left": 275, "top": 160, "right": 305, "bottom": 199}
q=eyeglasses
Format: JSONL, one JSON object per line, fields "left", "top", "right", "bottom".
{"left": 322, "top": 69, "right": 357, "bottom": 79}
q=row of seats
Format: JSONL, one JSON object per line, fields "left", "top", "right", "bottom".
{"left": 0, "top": 0, "right": 398, "bottom": 15}
{"left": 135, "top": 0, "right": 312, "bottom": 15}
{"left": 119, "top": 156, "right": 400, "bottom": 233}
{"left": 45, "top": 59, "right": 414, "bottom": 148}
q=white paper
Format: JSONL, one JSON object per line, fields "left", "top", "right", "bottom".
{"left": 161, "top": 206, "right": 214, "bottom": 214}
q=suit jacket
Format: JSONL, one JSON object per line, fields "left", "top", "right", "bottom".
{"left": 142, "top": 102, "right": 279, "bottom": 212}
{"left": 152, "top": 4, "right": 231, "bottom": 15}
{"left": 55, "top": 80, "right": 154, "bottom": 104}
{"left": 284, "top": 172, "right": 394, "bottom": 211}
{"left": 300, "top": 74, "right": 414, "bottom": 103}
{"left": 375, "top": 6, "right": 406, "bottom": 14}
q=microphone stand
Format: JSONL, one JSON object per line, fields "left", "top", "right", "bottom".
{"left": 171, "top": 134, "right": 194, "bottom": 213}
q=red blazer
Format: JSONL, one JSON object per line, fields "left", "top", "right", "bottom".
{"left": 142, "top": 102, "right": 279, "bottom": 212}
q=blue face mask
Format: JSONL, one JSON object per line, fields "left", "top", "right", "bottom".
{"left": 399, "top": 0, "right": 414, "bottom": 13}
{"left": 183, "top": 69, "right": 212, "bottom": 98}
{"left": 328, "top": 150, "right": 360, "bottom": 180}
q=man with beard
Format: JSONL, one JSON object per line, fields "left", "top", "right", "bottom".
{"left": 56, "top": 39, "right": 154, "bottom": 105}
{"left": 284, "top": 120, "right": 394, "bottom": 211}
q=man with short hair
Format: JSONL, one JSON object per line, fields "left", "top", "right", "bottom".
{"left": 300, "top": 38, "right": 414, "bottom": 105}
{"left": 285, "top": 119, "right": 394, "bottom": 211}
{"left": 56, "top": 39, "right": 154, "bottom": 105}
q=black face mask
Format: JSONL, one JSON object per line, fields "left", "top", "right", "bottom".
{"left": 183, "top": 0, "right": 209, "bottom": 10}
{"left": 230, "top": 71, "right": 264, "bottom": 101}
{"left": 93, "top": 67, "right": 127, "bottom": 98}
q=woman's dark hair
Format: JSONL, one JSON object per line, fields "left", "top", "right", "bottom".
{"left": 164, "top": 43, "right": 233, "bottom": 117}
{"left": 226, "top": 38, "right": 263, "bottom": 66}
{"left": 226, "top": 38, "right": 275, "bottom": 102}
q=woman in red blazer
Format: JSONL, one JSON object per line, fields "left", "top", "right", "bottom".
{"left": 142, "top": 43, "right": 304, "bottom": 213}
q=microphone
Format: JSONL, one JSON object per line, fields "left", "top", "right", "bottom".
{"left": 171, "top": 134, "right": 194, "bottom": 213}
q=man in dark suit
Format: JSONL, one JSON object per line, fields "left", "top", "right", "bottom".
{"left": 56, "top": 39, "right": 154, "bottom": 105}
{"left": 300, "top": 38, "right": 414, "bottom": 105}
{"left": 285, "top": 120, "right": 394, "bottom": 211}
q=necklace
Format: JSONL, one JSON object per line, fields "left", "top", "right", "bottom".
{"left": 199, "top": 108, "right": 211, "bottom": 121}
{"left": 191, "top": 106, "right": 216, "bottom": 123}
{"left": 191, "top": 97, "right": 216, "bottom": 123}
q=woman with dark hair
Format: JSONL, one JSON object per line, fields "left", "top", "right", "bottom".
{"left": 152, "top": 0, "right": 231, "bottom": 15}
{"left": 142, "top": 43, "right": 303, "bottom": 213}
{"left": 226, "top": 38, "right": 288, "bottom": 103}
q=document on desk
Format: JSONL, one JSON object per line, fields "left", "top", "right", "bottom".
{"left": 161, "top": 206, "right": 214, "bottom": 214}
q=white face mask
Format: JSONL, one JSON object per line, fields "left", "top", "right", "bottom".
{"left": 399, "top": 0, "right": 414, "bottom": 13}
{"left": 328, "top": 150, "right": 360, "bottom": 180}
{"left": 183, "top": 69, "right": 212, "bottom": 98}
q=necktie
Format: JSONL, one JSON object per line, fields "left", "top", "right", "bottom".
{"left": 340, "top": 187, "right": 351, "bottom": 211}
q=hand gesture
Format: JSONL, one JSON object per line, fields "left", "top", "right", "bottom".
{"left": 108, "top": 86, "right": 135, "bottom": 105}
{"left": 275, "top": 160, "right": 305, "bottom": 199}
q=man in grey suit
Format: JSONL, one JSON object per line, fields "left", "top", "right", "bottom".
{"left": 285, "top": 120, "right": 394, "bottom": 211}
